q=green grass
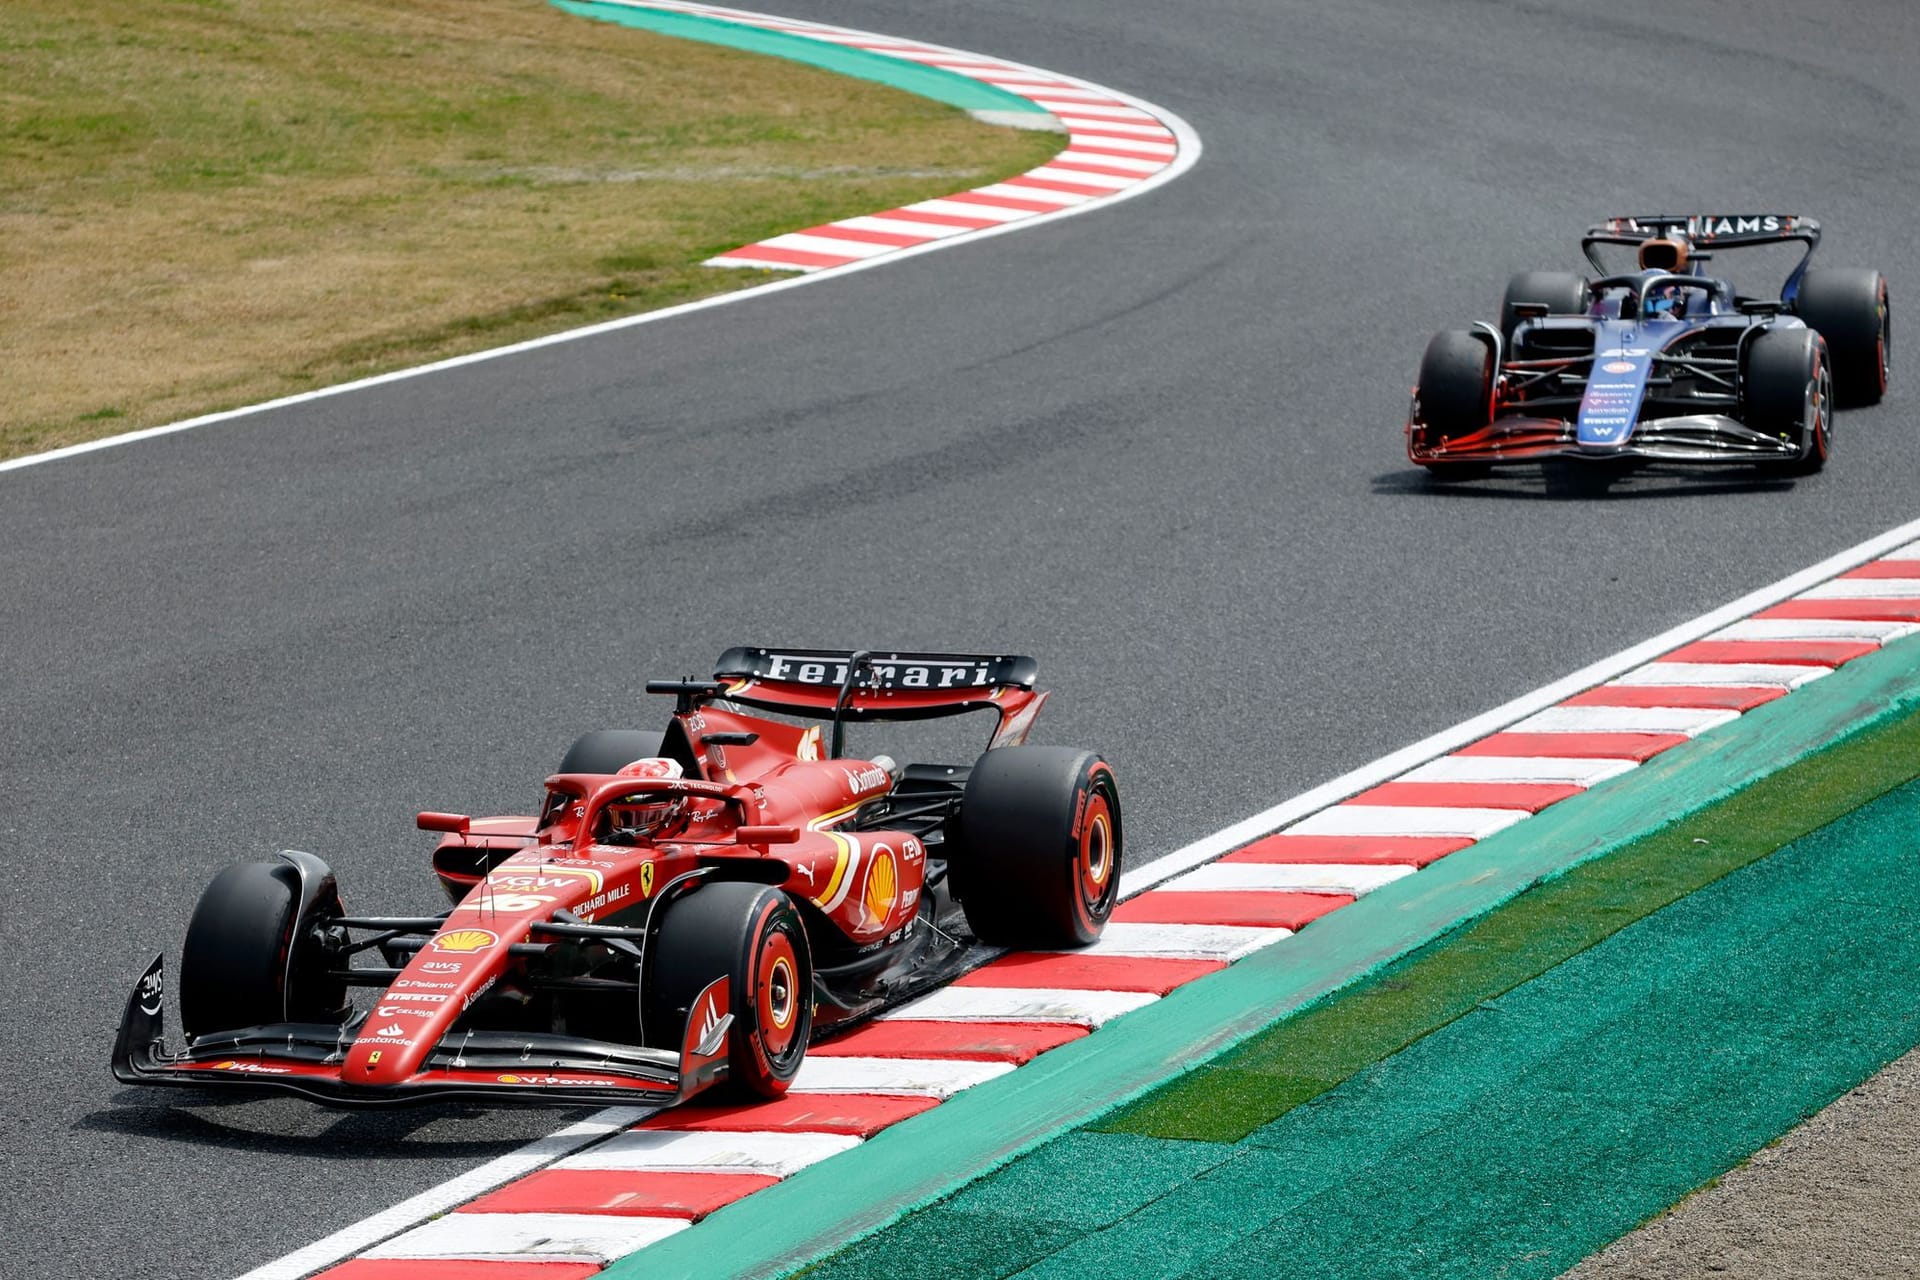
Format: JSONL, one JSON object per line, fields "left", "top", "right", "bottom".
{"left": 0, "top": 0, "right": 1062, "bottom": 459}
{"left": 1095, "top": 701, "right": 1920, "bottom": 1143}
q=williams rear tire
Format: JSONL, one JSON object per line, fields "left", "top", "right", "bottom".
{"left": 952, "top": 746, "right": 1122, "bottom": 950}
{"left": 1499, "top": 270, "right": 1589, "bottom": 341}
{"left": 649, "top": 882, "right": 812, "bottom": 1099}
{"left": 1794, "top": 268, "right": 1889, "bottom": 407}
{"left": 179, "top": 859, "right": 345, "bottom": 1039}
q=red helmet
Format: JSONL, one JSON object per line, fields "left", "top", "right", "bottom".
{"left": 603, "top": 757, "right": 686, "bottom": 841}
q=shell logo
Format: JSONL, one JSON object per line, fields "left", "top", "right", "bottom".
{"left": 431, "top": 928, "right": 498, "bottom": 954}
{"left": 797, "top": 725, "right": 822, "bottom": 762}
{"left": 862, "top": 846, "right": 898, "bottom": 925}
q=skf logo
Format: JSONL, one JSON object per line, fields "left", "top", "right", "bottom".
{"left": 431, "top": 928, "right": 498, "bottom": 954}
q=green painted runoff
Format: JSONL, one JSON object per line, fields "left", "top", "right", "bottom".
{"left": 799, "top": 710, "right": 1920, "bottom": 1279}
{"left": 550, "top": 1, "right": 1051, "bottom": 117}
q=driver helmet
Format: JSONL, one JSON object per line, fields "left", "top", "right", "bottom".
{"left": 604, "top": 757, "right": 686, "bottom": 841}
{"left": 1638, "top": 236, "right": 1691, "bottom": 273}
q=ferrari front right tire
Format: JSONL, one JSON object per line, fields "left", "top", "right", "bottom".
{"left": 649, "top": 882, "right": 812, "bottom": 1099}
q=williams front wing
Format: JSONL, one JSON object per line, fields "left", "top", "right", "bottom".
{"left": 1407, "top": 411, "right": 1805, "bottom": 466}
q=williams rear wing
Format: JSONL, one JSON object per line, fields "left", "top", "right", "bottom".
{"left": 1581, "top": 214, "right": 1820, "bottom": 298}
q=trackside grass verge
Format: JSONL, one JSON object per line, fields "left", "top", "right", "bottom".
{"left": 1096, "top": 698, "right": 1920, "bottom": 1142}
{"left": 0, "top": 0, "right": 1061, "bottom": 461}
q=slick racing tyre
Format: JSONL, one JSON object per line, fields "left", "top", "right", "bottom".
{"left": 1499, "top": 271, "right": 1589, "bottom": 342}
{"left": 650, "top": 882, "right": 812, "bottom": 1099}
{"left": 558, "top": 729, "right": 666, "bottom": 775}
{"left": 179, "top": 858, "right": 345, "bottom": 1039}
{"left": 952, "top": 746, "right": 1122, "bottom": 950}
{"left": 1794, "top": 268, "right": 1889, "bottom": 406}
{"left": 1744, "top": 327, "right": 1832, "bottom": 475}
{"left": 1415, "top": 330, "right": 1495, "bottom": 474}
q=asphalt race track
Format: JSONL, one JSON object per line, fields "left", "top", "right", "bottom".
{"left": 4, "top": 1, "right": 1917, "bottom": 1275}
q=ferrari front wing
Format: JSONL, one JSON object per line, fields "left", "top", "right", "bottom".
{"left": 111, "top": 956, "right": 733, "bottom": 1108}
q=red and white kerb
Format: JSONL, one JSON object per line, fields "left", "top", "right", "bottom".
{"left": 586, "top": 0, "right": 1194, "bottom": 275}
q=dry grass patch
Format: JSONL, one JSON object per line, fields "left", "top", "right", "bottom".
{"left": 0, "top": 0, "right": 1061, "bottom": 459}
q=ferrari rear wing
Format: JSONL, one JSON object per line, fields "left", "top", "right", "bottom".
{"left": 708, "top": 647, "right": 1037, "bottom": 719}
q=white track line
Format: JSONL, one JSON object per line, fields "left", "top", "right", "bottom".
{"left": 1401, "top": 756, "right": 1638, "bottom": 785}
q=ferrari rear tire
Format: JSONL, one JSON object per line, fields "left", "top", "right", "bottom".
{"left": 649, "top": 882, "right": 812, "bottom": 1099}
{"left": 558, "top": 729, "right": 666, "bottom": 775}
{"left": 179, "top": 859, "right": 345, "bottom": 1039}
{"left": 1499, "top": 270, "right": 1589, "bottom": 341}
{"left": 952, "top": 746, "right": 1122, "bottom": 950}
{"left": 1794, "top": 268, "right": 1889, "bottom": 406}
{"left": 1416, "top": 329, "right": 1495, "bottom": 458}
{"left": 1744, "top": 327, "right": 1832, "bottom": 475}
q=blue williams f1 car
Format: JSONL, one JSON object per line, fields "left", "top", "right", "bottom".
{"left": 1408, "top": 215, "right": 1889, "bottom": 474}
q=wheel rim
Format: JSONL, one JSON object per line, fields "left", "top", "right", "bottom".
{"left": 1807, "top": 358, "right": 1833, "bottom": 461}
{"left": 755, "top": 929, "right": 803, "bottom": 1062}
{"left": 1077, "top": 791, "right": 1116, "bottom": 917}
{"left": 1878, "top": 285, "right": 1891, "bottom": 393}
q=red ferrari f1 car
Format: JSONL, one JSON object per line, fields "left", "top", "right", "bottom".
{"left": 114, "top": 648, "right": 1122, "bottom": 1106}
